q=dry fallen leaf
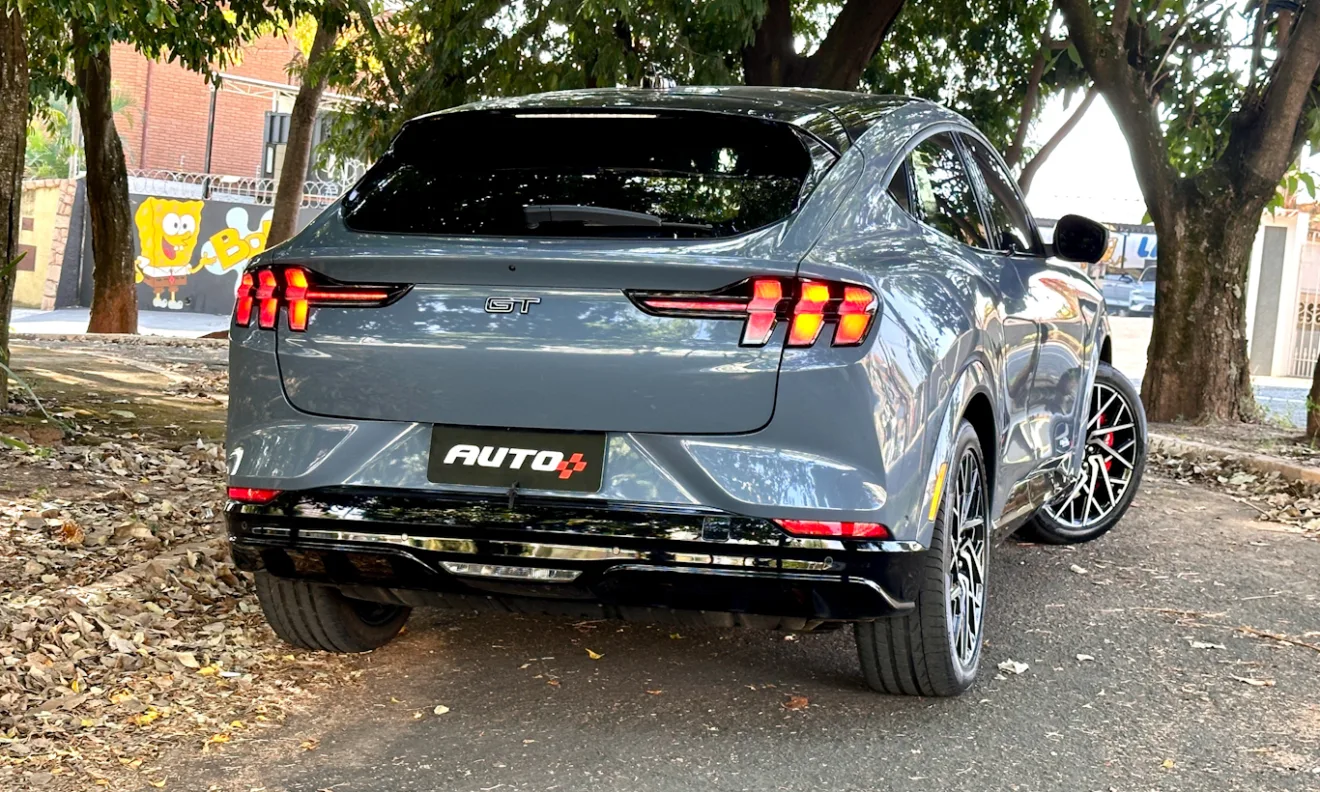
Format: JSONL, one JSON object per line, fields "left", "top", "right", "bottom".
{"left": 1189, "top": 640, "right": 1226, "bottom": 650}
{"left": 585, "top": 648, "right": 604, "bottom": 660}
{"left": 997, "top": 660, "right": 1030, "bottom": 675}
{"left": 784, "top": 695, "right": 810, "bottom": 710}
{"left": 1231, "top": 675, "right": 1276, "bottom": 687}
{"left": 433, "top": 705, "right": 450, "bottom": 715}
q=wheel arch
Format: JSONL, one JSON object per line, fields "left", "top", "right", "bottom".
{"left": 961, "top": 390, "right": 997, "bottom": 504}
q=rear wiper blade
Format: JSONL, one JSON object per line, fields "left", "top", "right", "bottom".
{"left": 523, "top": 204, "right": 712, "bottom": 232}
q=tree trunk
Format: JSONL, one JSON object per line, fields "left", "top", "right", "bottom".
{"left": 268, "top": 17, "right": 338, "bottom": 247}
{"left": 743, "top": 0, "right": 905, "bottom": 89}
{"left": 75, "top": 28, "right": 138, "bottom": 334}
{"left": 1140, "top": 195, "right": 1261, "bottom": 423}
{"left": 742, "top": 0, "right": 801, "bottom": 85}
{"left": 0, "top": 8, "right": 28, "bottom": 409}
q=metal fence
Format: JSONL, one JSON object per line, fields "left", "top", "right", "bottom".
{"left": 1291, "top": 239, "right": 1320, "bottom": 378}
{"left": 126, "top": 169, "right": 351, "bottom": 208}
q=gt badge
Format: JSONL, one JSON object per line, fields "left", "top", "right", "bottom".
{"left": 485, "top": 297, "right": 541, "bottom": 314}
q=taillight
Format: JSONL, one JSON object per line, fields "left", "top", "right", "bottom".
{"left": 775, "top": 519, "right": 890, "bottom": 539}
{"left": 227, "top": 487, "right": 282, "bottom": 504}
{"left": 630, "top": 277, "right": 877, "bottom": 348}
{"left": 233, "top": 265, "right": 408, "bottom": 331}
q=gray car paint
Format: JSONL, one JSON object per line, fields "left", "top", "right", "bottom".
{"left": 227, "top": 88, "right": 1108, "bottom": 547}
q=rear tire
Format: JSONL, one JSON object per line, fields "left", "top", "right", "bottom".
{"left": 254, "top": 572, "right": 410, "bottom": 653}
{"left": 1024, "top": 362, "right": 1146, "bottom": 544}
{"left": 855, "top": 419, "right": 989, "bottom": 697}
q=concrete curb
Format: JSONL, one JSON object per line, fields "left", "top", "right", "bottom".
{"left": 1150, "top": 432, "right": 1320, "bottom": 487}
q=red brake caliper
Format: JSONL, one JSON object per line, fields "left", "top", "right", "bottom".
{"left": 1097, "top": 412, "right": 1114, "bottom": 471}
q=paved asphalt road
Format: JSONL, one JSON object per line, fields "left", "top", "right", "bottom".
{"left": 179, "top": 476, "right": 1320, "bottom": 792}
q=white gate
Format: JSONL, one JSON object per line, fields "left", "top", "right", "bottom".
{"left": 1292, "top": 240, "right": 1320, "bottom": 377}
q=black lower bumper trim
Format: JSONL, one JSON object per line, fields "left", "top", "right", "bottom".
{"left": 226, "top": 489, "right": 922, "bottom": 624}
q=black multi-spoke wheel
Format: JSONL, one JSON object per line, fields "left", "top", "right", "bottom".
{"left": 856, "top": 419, "right": 989, "bottom": 696}
{"left": 1026, "top": 362, "right": 1147, "bottom": 544}
{"left": 946, "top": 449, "right": 988, "bottom": 673}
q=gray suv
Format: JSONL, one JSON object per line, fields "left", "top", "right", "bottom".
{"left": 225, "top": 88, "right": 1147, "bottom": 696}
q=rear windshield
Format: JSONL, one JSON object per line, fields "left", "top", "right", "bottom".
{"left": 341, "top": 111, "right": 817, "bottom": 238}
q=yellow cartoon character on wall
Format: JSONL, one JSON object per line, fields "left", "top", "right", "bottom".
{"left": 134, "top": 197, "right": 204, "bottom": 309}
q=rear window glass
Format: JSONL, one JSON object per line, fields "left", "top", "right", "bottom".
{"left": 342, "top": 111, "right": 818, "bottom": 238}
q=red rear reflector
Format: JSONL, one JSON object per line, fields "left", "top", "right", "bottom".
{"left": 235, "top": 271, "right": 255, "bottom": 326}
{"left": 775, "top": 519, "right": 890, "bottom": 539}
{"left": 227, "top": 487, "right": 282, "bottom": 504}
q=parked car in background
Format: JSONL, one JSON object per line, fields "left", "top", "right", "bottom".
{"left": 1128, "top": 266, "right": 1156, "bottom": 315}
{"left": 225, "top": 88, "right": 1149, "bottom": 697}
{"left": 1102, "top": 266, "right": 1156, "bottom": 315}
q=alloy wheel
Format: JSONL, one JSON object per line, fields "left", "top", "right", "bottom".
{"left": 1043, "top": 382, "right": 1140, "bottom": 530}
{"left": 946, "top": 448, "right": 988, "bottom": 671}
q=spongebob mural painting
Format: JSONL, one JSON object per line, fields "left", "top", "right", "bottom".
{"left": 134, "top": 198, "right": 204, "bottom": 309}
{"left": 198, "top": 207, "right": 273, "bottom": 295}
{"left": 127, "top": 194, "right": 312, "bottom": 315}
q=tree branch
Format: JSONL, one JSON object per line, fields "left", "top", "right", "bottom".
{"left": 1110, "top": 0, "right": 1131, "bottom": 39}
{"left": 803, "top": 0, "right": 905, "bottom": 89}
{"left": 1019, "top": 86, "right": 1097, "bottom": 195}
{"left": 1058, "top": 0, "right": 1182, "bottom": 225}
{"left": 350, "top": 0, "right": 405, "bottom": 105}
{"left": 1006, "top": 44, "right": 1049, "bottom": 168}
{"left": 1225, "top": 2, "right": 1320, "bottom": 199}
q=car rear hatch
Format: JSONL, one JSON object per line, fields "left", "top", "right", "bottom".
{"left": 264, "top": 109, "right": 837, "bottom": 434}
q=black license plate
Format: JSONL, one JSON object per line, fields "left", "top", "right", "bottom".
{"left": 427, "top": 426, "right": 606, "bottom": 493}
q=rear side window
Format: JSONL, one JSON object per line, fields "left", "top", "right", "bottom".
{"left": 908, "top": 133, "right": 989, "bottom": 249}
{"left": 886, "top": 161, "right": 913, "bottom": 215}
{"left": 342, "top": 111, "right": 819, "bottom": 238}
{"left": 960, "top": 135, "right": 1042, "bottom": 256}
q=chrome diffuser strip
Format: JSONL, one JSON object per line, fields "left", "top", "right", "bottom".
{"left": 291, "top": 527, "right": 921, "bottom": 556}
{"left": 440, "top": 562, "right": 582, "bottom": 582}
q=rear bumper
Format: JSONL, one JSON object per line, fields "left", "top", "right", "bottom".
{"left": 226, "top": 489, "right": 922, "bottom": 626}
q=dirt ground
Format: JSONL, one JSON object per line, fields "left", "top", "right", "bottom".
{"left": 175, "top": 475, "right": 1320, "bottom": 792}
{"left": 1, "top": 343, "right": 353, "bottom": 792}
{"left": 2, "top": 340, "right": 1319, "bottom": 792}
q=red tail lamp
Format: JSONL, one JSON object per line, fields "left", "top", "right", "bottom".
{"left": 631, "top": 277, "right": 877, "bottom": 348}
{"left": 234, "top": 265, "right": 406, "bottom": 331}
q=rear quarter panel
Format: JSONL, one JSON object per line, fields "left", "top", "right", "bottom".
{"left": 788, "top": 105, "right": 1016, "bottom": 542}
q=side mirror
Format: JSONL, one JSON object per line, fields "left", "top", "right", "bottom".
{"left": 1051, "top": 214, "right": 1109, "bottom": 264}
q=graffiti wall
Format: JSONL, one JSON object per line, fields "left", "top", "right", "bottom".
{"left": 127, "top": 194, "right": 322, "bottom": 315}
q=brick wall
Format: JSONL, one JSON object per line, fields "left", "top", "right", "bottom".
{"left": 110, "top": 35, "right": 304, "bottom": 177}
